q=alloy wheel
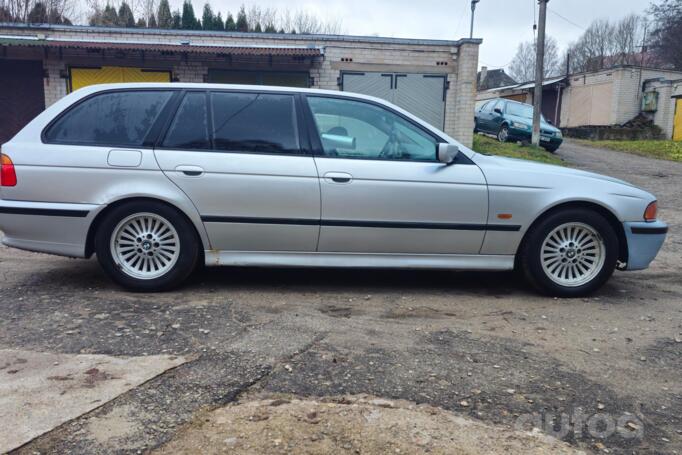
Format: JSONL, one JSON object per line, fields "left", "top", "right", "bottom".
{"left": 110, "top": 213, "right": 180, "bottom": 280}
{"left": 540, "top": 222, "right": 606, "bottom": 287}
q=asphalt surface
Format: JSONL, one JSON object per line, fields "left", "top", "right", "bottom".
{"left": 1, "top": 139, "right": 681, "bottom": 454}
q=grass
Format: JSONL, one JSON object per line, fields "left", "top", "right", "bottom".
{"left": 575, "top": 139, "right": 682, "bottom": 162}
{"left": 471, "top": 134, "right": 566, "bottom": 166}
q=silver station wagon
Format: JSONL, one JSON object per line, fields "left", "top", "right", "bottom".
{"left": 0, "top": 83, "right": 668, "bottom": 296}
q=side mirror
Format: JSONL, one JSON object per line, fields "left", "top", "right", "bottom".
{"left": 494, "top": 108, "right": 503, "bottom": 115}
{"left": 437, "top": 143, "right": 459, "bottom": 165}
{"left": 547, "top": 119, "right": 554, "bottom": 125}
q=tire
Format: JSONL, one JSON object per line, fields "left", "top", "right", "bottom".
{"left": 519, "top": 208, "right": 618, "bottom": 297}
{"left": 542, "top": 145, "right": 559, "bottom": 153}
{"left": 497, "top": 125, "right": 509, "bottom": 142}
{"left": 95, "top": 201, "right": 200, "bottom": 292}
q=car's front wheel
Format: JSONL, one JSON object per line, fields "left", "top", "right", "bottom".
{"left": 95, "top": 201, "right": 200, "bottom": 292}
{"left": 519, "top": 208, "right": 618, "bottom": 297}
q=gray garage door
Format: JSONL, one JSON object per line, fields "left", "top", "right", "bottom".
{"left": 341, "top": 72, "right": 447, "bottom": 129}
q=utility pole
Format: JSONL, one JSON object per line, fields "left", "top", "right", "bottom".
{"left": 531, "top": 0, "right": 548, "bottom": 146}
{"left": 470, "top": 0, "right": 480, "bottom": 39}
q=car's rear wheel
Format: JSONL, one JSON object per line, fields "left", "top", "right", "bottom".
{"left": 95, "top": 201, "right": 200, "bottom": 292}
{"left": 519, "top": 208, "right": 618, "bottom": 297}
{"left": 497, "top": 125, "right": 509, "bottom": 142}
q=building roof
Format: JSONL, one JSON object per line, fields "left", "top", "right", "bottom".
{"left": 477, "top": 68, "right": 516, "bottom": 90}
{"left": 0, "top": 35, "right": 323, "bottom": 56}
{"left": 479, "top": 75, "right": 567, "bottom": 94}
{"left": 0, "top": 22, "right": 482, "bottom": 47}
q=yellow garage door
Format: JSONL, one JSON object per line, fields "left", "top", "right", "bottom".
{"left": 70, "top": 66, "right": 171, "bottom": 92}
{"left": 674, "top": 98, "right": 682, "bottom": 141}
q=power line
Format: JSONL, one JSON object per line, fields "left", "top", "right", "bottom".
{"left": 547, "top": 7, "right": 586, "bottom": 31}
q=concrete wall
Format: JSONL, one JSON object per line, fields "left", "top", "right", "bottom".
{"left": 0, "top": 25, "right": 480, "bottom": 146}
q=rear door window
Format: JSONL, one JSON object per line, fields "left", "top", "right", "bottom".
{"left": 162, "top": 92, "right": 211, "bottom": 150}
{"left": 210, "top": 91, "right": 300, "bottom": 154}
{"left": 45, "top": 90, "right": 173, "bottom": 146}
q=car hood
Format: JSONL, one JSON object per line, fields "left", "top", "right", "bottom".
{"left": 474, "top": 154, "right": 637, "bottom": 188}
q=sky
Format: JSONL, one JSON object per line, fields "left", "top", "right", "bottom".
{"left": 203, "top": 0, "right": 650, "bottom": 72}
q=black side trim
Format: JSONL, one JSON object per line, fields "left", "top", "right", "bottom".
{"left": 201, "top": 216, "right": 319, "bottom": 226}
{"left": 631, "top": 226, "right": 668, "bottom": 235}
{"left": 0, "top": 207, "right": 89, "bottom": 218}
{"left": 201, "top": 215, "right": 520, "bottom": 232}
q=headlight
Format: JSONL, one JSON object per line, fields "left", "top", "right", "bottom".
{"left": 510, "top": 121, "right": 530, "bottom": 130}
{"left": 555, "top": 130, "right": 563, "bottom": 138}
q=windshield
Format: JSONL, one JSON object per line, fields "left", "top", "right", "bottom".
{"left": 506, "top": 102, "right": 546, "bottom": 121}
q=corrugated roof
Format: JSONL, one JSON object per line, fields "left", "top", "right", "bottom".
{"left": 0, "top": 36, "right": 322, "bottom": 56}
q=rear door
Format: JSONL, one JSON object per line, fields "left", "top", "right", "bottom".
{"left": 154, "top": 90, "right": 320, "bottom": 252}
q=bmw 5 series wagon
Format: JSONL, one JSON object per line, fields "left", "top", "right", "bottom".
{"left": 0, "top": 83, "right": 668, "bottom": 296}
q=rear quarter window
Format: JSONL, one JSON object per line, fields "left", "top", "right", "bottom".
{"left": 44, "top": 90, "right": 173, "bottom": 147}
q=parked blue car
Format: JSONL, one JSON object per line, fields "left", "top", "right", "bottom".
{"left": 475, "top": 98, "right": 563, "bottom": 152}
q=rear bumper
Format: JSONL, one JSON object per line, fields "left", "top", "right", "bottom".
{"left": 0, "top": 200, "right": 100, "bottom": 257}
{"left": 623, "top": 220, "right": 668, "bottom": 270}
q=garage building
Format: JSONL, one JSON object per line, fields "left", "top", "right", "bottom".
{"left": 0, "top": 23, "right": 481, "bottom": 146}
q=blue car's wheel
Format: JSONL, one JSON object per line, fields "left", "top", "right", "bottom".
{"left": 497, "top": 125, "right": 509, "bottom": 142}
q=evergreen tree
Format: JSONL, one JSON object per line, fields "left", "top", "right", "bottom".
{"left": 156, "top": 0, "right": 172, "bottom": 28}
{"left": 136, "top": 17, "right": 146, "bottom": 27}
{"left": 254, "top": 22, "right": 262, "bottom": 32}
{"left": 201, "top": 3, "right": 214, "bottom": 30}
{"left": 102, "top": 4, "right": 118, "bottom": 26}
{"left": 235, "top": 5, "right": 247, "bottom": 32}
{"left": 117, "top": 1, "right": 135, "bottom": 27}
{"left": 214, "top": 12, "right": 224, "bottom": 30}
{"left": 171, "top": 9, "right": 181, "bottom": 28}
{"left": 181, "top": 0, "right": 198, "bottom": 29}
{"left": 264, "top": 23, "right": 276, "bottom": 33}
{"left": 225, "top": 12, "right": 236, "bottom": 30}
{"left": 27, "top": 2, "right": 48, "bottom": 23}
{"left": 148, "top": 13, "right": 157, "bottom": 28}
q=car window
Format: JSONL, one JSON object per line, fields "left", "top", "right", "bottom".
{"left": 307, "top": 96, "right": 438, "bottom": 162}
{"left": 506, "top": 102, "right": 547, "bottom": 121}
{"left": 45, "top": 90, "right": 172, "bottom": 146}
{"left": 480, "top": 100, "right": 494, "bottom": 113}
{"left": 211, "top": 92, "right": 299, "bottom": 154}
{"left": 163, "top": 92, "right": 210, "bottom": 150}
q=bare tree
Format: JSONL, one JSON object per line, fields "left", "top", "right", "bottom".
{"left": 0, "top": 0, "right": 76, "bottom": 22}
{"left": 649, "top": 0, "right": 682, "bottom": 69}
{"left": 508, "top": 36, "right": 561, "bottom": 82}
{"left": 567, "top": 15, "right": 647, "bottom": 73}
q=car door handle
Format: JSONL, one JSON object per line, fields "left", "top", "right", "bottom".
{"left": 323, "top": 172, "right": 353, "bottom": 184}
{"left": 175, "top": 165, "right": 204, "bottom": 177}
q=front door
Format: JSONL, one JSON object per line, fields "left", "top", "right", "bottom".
{"left": 155, "top": 90, "right": 320, "bottom": 252}
{"left": 304, "top": 95, "right": 488, "bottom": 255}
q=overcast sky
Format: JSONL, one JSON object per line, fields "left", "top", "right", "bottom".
{"left": 205, "top": 0, "right": 650, "bottom": 71}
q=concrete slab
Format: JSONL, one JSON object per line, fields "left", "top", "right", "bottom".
{"left": 0, "top": 349, "right": 186, "bottom": 453}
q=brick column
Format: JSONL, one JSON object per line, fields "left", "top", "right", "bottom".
{"left": 449, "top": 42, "right": 479, "bottom": 148}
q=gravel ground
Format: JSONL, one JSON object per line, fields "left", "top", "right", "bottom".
{"left": 1, "top": 140, "right": 681, "bottom": 454}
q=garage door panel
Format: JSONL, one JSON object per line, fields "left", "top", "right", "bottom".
{"left": 341, "top": 72, "right": 446, "bottom": 129}
{"left": 393, "top": 74, "right": 445, "bottom": 129}
{"left": 342, "top": 73, "right": 393, "bottom": 102}
{"left": 70, "top": 66, "right": 170, "bottom": 92}
{"left": 0, "top": 60, "right": 45, "bottom": 144}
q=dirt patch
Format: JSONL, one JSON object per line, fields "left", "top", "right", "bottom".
{"left": 155, "top": 394, "right": 583, "bottom": 455}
